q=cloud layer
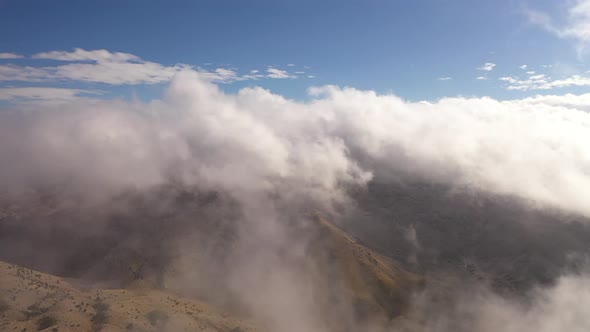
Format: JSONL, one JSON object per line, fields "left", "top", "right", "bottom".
{"left": 1, "top": 71, "right": 590, "bottom": 331}
{"left": 2, "top": 71, "right": 590, "bottom": 218}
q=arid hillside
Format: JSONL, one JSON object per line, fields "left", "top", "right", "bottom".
{"left": 0, "top": 260, "right": 260, "bottom": 332}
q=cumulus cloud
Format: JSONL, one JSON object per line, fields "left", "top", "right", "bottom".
{"left": 478, "top": 62, "right": 496, "bottom": 71}
{"left": 2, "top": 71, "right": 590, "bottom": 218}
{"left": 398, "top": 274, "right": 590, "bottom": 332}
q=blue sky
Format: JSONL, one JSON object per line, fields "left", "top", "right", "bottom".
{"left": 1, "top": 0, "right": 590, "bottom": 102}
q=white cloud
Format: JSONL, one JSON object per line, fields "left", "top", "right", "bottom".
{"left": 0, "top": 53, "right": 23, "bottom": 59}
{"left": 295, "top": 71, "right": 305, "bottom": 74}
{"left": 0, "top": 49, "right": 306, "bottom": 85}
{"left": 33, "top": 48, "right": 141, "bottom": 63}
{"left": 287, "top": 64, "right": 295, "bottom": 67}
{"left": 203, "top": 68, "right": 238, "bottom": 83}
{"left": 437, "top": 77, "right": 452, "bottom": 81}
{"left": 528, "top": 0, "right": 590, "bottom": 55}
{"left": 50, "top": 61, "right": 187, "bottom": 84}
{"left": 0, "top": 65, "right": 54, "bottom": 82}
{"left": 402, "top": 274, "right": 590, "bottom": 332}
{"left": 499, "top": 72, "right": 590, "bottom": 91}
{"left": 519, "top": 64, "right": 528, "bottom": 70}
{"left": 2, "top": 71, "right": 590, "bottom": 220}
{"left": 478, "top": 62, "right": 496, "bottom": 71}
{"left": 0, "top": 87, "right": 101, "bottom": 103}
{"left": 527, "top": 70, "right": 536, "bottom": 75}
{"left": 307, "top": 75, "right": 316, "bottom": 79}
{"left": 1, "top": 49, "right": 187, "bottom": 85}
{"left": 267, "top": 67, "right": 296, "bottom": 79}
{"left": 476, "top": 76, "right": 488, "bottom": 80}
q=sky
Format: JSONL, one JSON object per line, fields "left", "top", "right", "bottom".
{"left": 1, "top": 0, "right": 590, "bottom": 102}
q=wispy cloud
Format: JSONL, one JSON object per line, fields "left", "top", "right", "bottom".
{"left": 499, "top": 73, "right": 590, "bottom": 91}
{"left": 437, "top": 77, "right": 452, "bottom": 81}
{"left": 1, "top": 49, "right": 187, "bottom": 85}
{"left": 527, "top": 0, "right": 590, "bottom": 55}
{"left": 478, "top": 62, "right": 496, "bottom": 71}
{"left": 476, "top": 76, "right": 488, "bottom": 80}
{"left": 0, "top": 65, "right": 53, "bottom": 82}
{"left": 33, "top": 48, "right": 141, "bottom": 63}
{"left": 0, "top": 53, "right": 23, "bottom": 59}
{"left": 267, "top": 67, "right": 296, "bottom": 79}
{"left": 0, "top": 49, "right": 306, "bottom": 87}
{"left": 0, "top": 87, "right": 101, "bottom": 103}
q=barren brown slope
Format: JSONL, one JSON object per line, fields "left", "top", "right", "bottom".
{"left": 306, "top": 216, "right": 423, "bottom": 322}
{"left": 0, "top": 260, "right": 261, "bottom": 332}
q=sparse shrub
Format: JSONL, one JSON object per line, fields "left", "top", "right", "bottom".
{"left": 91, "top": 298, "right": 110, "bottom": 332}
{"left": 0, "top": 298, "right": 9, "bottom": 313}
{"left": 25, "top": 302, "right": 49, "bottom": 318}
{"left": 36, "top": 316, "right": 57, "bottom": 330}
{"left": 146, "top": 310, "right": 169, "bottom": 327}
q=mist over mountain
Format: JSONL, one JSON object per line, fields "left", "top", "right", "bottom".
{"left": 1, "top": 72, "right": 590, "bottom": 331}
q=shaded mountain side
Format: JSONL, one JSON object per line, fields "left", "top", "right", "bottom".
{"left": 0, "top": 186, "right": 423, "bottom": 329}
{"left": 341, "top": 180, "right": 590, "bottom": 293}
{"left": 307, "top": 216, "right": 423, "bottom": 320}
{"left": 0, "top": 186, "right": 241, "bottom": 283}
{"left": 0, "top": 260, "right": 261, "bottom": 332}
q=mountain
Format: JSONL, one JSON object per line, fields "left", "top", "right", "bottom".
{"left": 0, "top": 187, "right": 422, "bottom": 331}
{"left": 3, "top": 179, "right": 590, "bottom": 331}
{"left": 0, "top": 260, "right": 259, "bottom": 332}
{"left": 342, "top": 180, "right": 590, "bottom": 292}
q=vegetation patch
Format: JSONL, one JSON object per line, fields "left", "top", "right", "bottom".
{"left": 91, "top": 297, "right": 110, "bottom": 332}
{"left": 0, "top": 298, "right": 9, "bottom": 313}
{"left": 24, "top": 302, "right": 50, "bottom": 319}
{"left": 36, "top": 315, "right": 57, "bottom": 330}
{"left": 146, "top": 309, "right": 169, "bottom": 327}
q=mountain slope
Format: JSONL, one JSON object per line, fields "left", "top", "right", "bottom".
{"left": 0, "top": 260, "right": 260, "bottom": 332}
{"left": 0, "top": 187, "right": 424, "bottom": 331}
{"left": 309, "top": 216, "right": 422, "bottom": 319}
